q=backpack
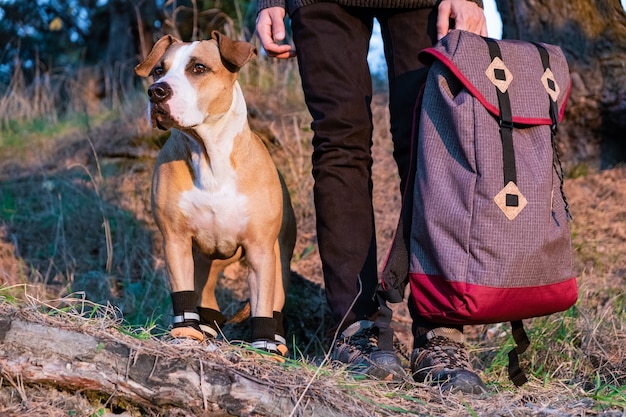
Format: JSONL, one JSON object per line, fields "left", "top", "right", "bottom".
{"left": 380, "top": 30, "right": 578, "bottom": 386}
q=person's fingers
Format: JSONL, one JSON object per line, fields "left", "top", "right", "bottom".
{"left": 255, "top": 7, "right": 296, "bottom": 59}
{"left": 436, "top": 0, "right": 453, "bottom": 40}
{"left": 454, "top": 6, "right": 488, "bottom": 37}
{"left": 437, "top": 0, "right": 488, "bottom": 40}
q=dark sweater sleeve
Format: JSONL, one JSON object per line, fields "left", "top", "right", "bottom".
{"left": 257, "top": 0, "right": 285, "bottom": 12}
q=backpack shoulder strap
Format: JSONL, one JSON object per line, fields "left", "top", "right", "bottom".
{"left": 508, "top": 320, "right": 531, "bottom": 387}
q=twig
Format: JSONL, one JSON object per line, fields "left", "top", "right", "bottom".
{"left": 199, "top": 358, "right": 208, "bottom": 410}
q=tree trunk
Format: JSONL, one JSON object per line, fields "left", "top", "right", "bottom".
{"left": 495, "top": 0, "right": 626, "bottom": 169}
{"left": 102, "top": 0, "right": 161, "bottom": 95}
{"left": 0, "top": 314, "right": 344, "bottom": 417}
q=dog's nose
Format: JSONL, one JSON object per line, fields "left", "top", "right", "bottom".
{"left": 148, "top": 82, "right": 172, "bottom": 103}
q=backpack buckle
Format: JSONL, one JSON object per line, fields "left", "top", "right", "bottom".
{"left": 499, "top": 118, "right": 514, "bottom": 130}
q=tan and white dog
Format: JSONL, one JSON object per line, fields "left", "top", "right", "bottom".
{"left": 135, "top": 31, "right": 296, "bottom": 356}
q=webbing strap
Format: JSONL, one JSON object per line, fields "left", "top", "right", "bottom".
{"left": 533, "top": 43, "right": 559, "bottom": 130}
{"left": 485, "top": 38, "right": 517, "bottom": 188}
{"left": 172, "top": 311, "right": 200, "bottom": 323}
{"left": 508, "top": 320, "right": 531, "bottom": 387}
{"left": 533, "top": 42, "right": 572, "bottom": 219}
{"left": 485, "top": 38, "right": 531, "bottom": 387}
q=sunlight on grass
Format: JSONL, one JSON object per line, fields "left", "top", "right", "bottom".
{"left": 0, "top": 108, "right": 119, "bottom": 150}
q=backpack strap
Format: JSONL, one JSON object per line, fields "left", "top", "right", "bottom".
{"left": 533, "top": 42, "right": 572, "bottom": 220}
{"left": 533, "top": 42, "right": 560, "bottom": 131}
{"left": 508, "top": 320, "right": 531, "bottom": 387}
{"left": 484, "top": 37, "right": 531, "bottom": 386}
{"left": 380, "top": 83, "right": 425, "bottom": 303}
{"left": 483, "top": 38, "right": 524, "bottom": 214}
{"left": 484, "top": 38, "right": 518, "bottom": 192}
{"left": 482, "top": 38, "right": 573, "bottom": 387}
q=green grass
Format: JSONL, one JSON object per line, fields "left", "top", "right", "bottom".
{"left": 0, "top": 284, "right": 28, "bottom": 305}
{"left": 592, "top": 380, "right": 626, "bottom": 410}
{"left": 0, "top": 111, "right": 109, "bottom": 150}
{"left": 116, "top": 315, "right": 169, "bottom": 340}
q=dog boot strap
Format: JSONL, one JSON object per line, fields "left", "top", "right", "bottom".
{"left": 273, "top": 311, "right": 286, "bottom": 344}
{"left": 251, "top": 339, "right": 289, "bottom": 357}
{"left": 172, "top": 311, "right": 201, "bottom": 327}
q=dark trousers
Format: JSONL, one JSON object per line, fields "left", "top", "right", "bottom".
{"left": 291, "top": 4, "right": 437, "bottom": 332}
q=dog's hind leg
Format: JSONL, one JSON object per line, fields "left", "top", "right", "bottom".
{"left": 276, "top": 171, "right": 297, "bottom": 301}
{"left": 271, "top": 240, "right": 289, "bottom": 351}
{"left": 271, "top": 171, "right": 297, "bottom": 354}
{"left": 195, "top": 247, "right": 242, "bottom": 338}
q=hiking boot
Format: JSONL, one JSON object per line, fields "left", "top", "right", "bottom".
{"left": 331, "top": 320, "right": 406, "bottom": 381}
{"left": 410, "top": 327, "right": 487, "bottom": 394}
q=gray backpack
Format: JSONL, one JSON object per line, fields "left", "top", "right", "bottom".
{"left": 381, "top": 30, "right": 577, "bottom": 386}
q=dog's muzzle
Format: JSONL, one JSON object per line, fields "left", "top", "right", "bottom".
{"left": 148, "top": 82, "right": 173, "bottom": 130}
{"left": 148, "top": 82, "right": 172, "bottom": 103}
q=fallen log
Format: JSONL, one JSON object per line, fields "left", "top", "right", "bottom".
{"left": 0, "top": 310, "right": 347, "bottom": 416}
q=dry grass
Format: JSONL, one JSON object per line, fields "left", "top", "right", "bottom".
{"left": 1, "top": 51, "right": 625, "bottom": 416}
{"left": 0, "top": 287, "right": 624, "bottom": 417}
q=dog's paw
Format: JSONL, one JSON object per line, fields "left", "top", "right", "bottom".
{"left": 250, "top": 339, "right": 289, "bottom": 359}
{"left": 198, "top": 323, "right": 219, "bottom": 339}
{"left": 171, "top": 326, "right": 205, "bottom": 342}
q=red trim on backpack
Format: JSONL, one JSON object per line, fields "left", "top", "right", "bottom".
{"left": 409, "top": 272, "right": 578, "bottom": 325}
{"left": 419, "top": 48, "right": 572, "bottom": 127}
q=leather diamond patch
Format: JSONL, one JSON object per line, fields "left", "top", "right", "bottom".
{"left": 541, "top": 68, "right": 560, "bottom": 102}
{"left": 486, "top": 57, "right": 513, "bottom": 94}
{"left": 494, "top": 181, "right": 527, "bottom": 220}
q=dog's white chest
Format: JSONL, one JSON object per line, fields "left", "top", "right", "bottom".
{"left": 177, "top": 141, "right": 249, "bottom": 254}
{"left": 179, "top": 186, "right": 248, "bottom": 246}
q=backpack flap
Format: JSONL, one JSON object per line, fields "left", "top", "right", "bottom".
{"left": 418, "top": 31, "right": 571, "bottom": 128}
{"left": 408, "top": 31, "right": 578, "bottom": 325}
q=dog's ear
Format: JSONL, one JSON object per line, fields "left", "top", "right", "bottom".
{"left": 135, "top": 35, "right": 181, "bottom": 78}
{"left": 211, "top": 30, "right": 257, "bottom": 73}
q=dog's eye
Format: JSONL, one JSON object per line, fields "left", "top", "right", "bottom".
{"left": 153, "top": 67, "right": 164, "bottom": 78}
{"left": 193, "top": 63, "right": 207, "bottom": 74}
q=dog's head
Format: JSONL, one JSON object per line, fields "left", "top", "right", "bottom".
{"left": 135, "top": 31, "right": 257, "bottom": 130}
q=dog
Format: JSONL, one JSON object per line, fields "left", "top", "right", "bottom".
{"left": 135, "top": 31, "right": 296, "bottom": 356}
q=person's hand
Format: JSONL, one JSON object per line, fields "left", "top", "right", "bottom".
{"left": 437, "top": 0, "right": 488, "bottom": 40}
{"left": 255, "top": 7, "right": 296, "bottom": 59}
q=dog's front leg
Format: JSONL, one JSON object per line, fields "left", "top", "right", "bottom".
{"left": 246, "top": 246, "right": 276, "bottom": 321}
{"left": 164, "top": 237, "right": 204, "bottom": 341}
{"left": 245, "top": 246, "right": 288, "bottom": 355}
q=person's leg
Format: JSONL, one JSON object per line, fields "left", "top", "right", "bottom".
{"left": 380, "top": 8, "right": 455, "bottom": 336}
{"left": 291, "top": 4, "right": 405, "bottom": 380}
{"left": 291, "top": 4, "right": 378, "bottom": 330}
{"left": 379, "top": 8, "right": 434, "bottom": 195}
